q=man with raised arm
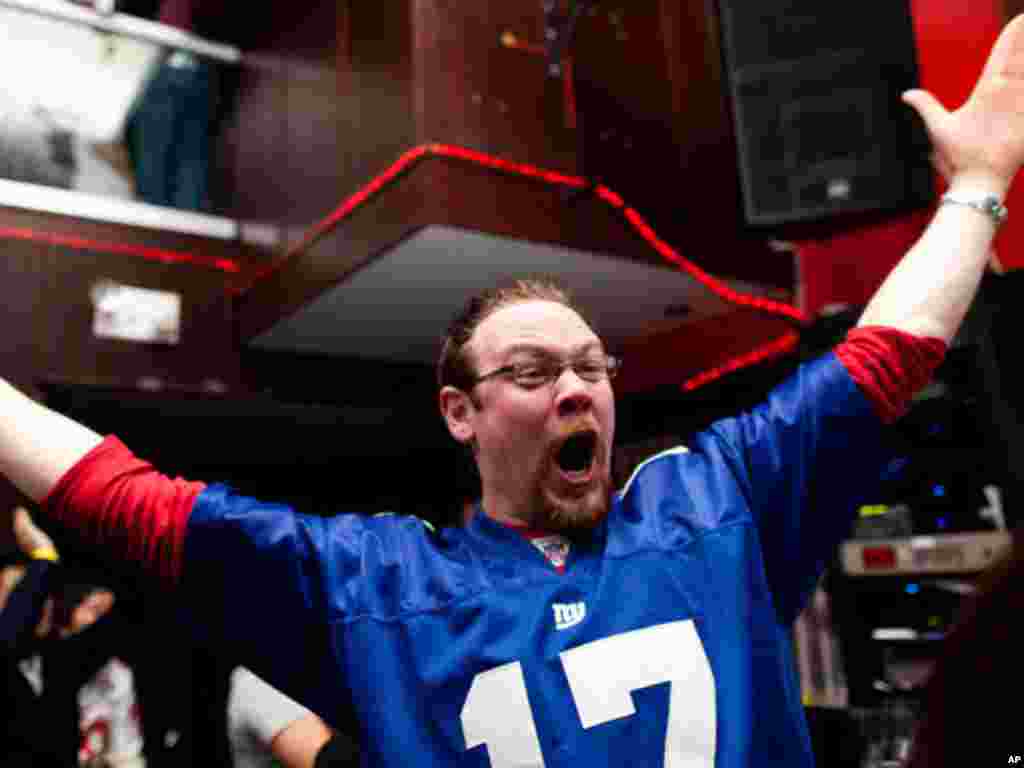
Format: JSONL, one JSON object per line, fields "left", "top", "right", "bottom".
{"left": 3, "top": 16, "right": 1024, "bottom": 767}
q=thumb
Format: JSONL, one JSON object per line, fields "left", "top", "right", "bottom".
{"left": 901, "top": 89, "right": 948, "bottom": 132}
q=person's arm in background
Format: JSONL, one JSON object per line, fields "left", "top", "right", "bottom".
{"left": 229, "top": 666, "right": 359, "bottom": 768}
{"left": 0, "top": 507, "right": 59, "bottom": 654}
{"left": 270, "top": 714, "right": 332, "bottom": 768}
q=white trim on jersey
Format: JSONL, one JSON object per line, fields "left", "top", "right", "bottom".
{"left": 618, "top": 446, "right": 691, "bottom": 498}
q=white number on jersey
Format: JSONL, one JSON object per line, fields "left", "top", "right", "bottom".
{"left": 460, "top": 620, "right": 716, "bottom": 767}
{"left": 461, "top": 661, "right": 545, "bottom": 768}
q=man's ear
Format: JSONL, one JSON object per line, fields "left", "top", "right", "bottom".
{"left": 439, "top": 386, "right": 476, "bottom": 445}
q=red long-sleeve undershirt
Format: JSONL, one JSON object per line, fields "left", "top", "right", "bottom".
{"left": 42, "top": 441, "right": 204, "bottom": 589}
{"left": 41, "top": 326, "right": 947, "bottom": 587}
{"left": 835, "top": 326, "right": 947, "bottom": 425}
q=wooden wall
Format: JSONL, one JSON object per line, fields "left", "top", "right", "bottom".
{"left": 213, "top": 2, "right": 347, "bottom": 252}
{"left": 0, "top": 207, "right": 262, "bottom": 517}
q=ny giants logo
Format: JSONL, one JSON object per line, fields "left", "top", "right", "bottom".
{"left": 552, "top": 601, "right": 586, "bottom": 631}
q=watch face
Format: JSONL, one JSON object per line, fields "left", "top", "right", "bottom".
{"left": 984, "top": 198, "right": 1009, "bottom": 223}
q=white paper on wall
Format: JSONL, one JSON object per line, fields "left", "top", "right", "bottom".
{"left": 91, "top": 280, "right": 181, "bottom": 344}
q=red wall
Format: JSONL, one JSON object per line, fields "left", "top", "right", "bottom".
{"left": 797, "top": 0, "right": 1010, "bottom": 318}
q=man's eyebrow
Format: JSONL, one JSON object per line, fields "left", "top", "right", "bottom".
{"left": 501, "top": 341, "right": 603, "bottom": 359}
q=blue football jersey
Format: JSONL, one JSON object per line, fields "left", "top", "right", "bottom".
{"left": 182, "top": 353, "right": 889, "bottom": 767}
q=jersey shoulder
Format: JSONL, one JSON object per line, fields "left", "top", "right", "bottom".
{"left": 613, "top": 441, "right": 754, "bottom": 555}
{"left": 321, "top": 511, "right": 487, "bottom": 621}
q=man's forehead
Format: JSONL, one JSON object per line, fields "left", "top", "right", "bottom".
{"left": 470, "top": 300, "right": 600, "bottom": 359}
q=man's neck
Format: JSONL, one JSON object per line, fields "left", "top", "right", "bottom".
{"left": 478, "top": 492, "right": 573, "bottom": 572}
{"left": 479, "top": 492, "right": 542, "bottom": 532}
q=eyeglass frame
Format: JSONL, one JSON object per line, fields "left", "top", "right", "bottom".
{"left": 469, "top": 353, "right": 621, "bottom": 390}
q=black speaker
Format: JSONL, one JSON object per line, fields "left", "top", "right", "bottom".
{"left": 712, "top": 0, "right": 936, "bottom": 229}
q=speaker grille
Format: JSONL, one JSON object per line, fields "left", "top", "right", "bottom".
{"left": 715, "top": 1, "right": 935, "bottom": 227}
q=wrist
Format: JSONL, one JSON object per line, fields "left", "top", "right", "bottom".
{"left": 939, "top": 191, "right": 1008, "bottom": 228}
{"left": 945, "top": 172, "right": 1012, "bottom": 200}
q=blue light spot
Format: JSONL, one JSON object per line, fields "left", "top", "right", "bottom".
{"left": 888, "top": 457, "right": 908, "bottom": 472}
{"left": 933, "top": 484, "right": 946, "bottom": 497}
{"left": 937, "top": 517, "right": 948, "bottom": 530}
{"left": 905, "top": 583, "right": 920, "bottom": 595}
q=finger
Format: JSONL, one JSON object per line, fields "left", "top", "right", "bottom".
{"left": 979, "top": 14, "right": 1024, "bottom": 81}
{"left": 902, "top": 90, "right": 948, "bottom": 135}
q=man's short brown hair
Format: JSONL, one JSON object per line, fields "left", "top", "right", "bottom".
{"left": 437, "top": 277, "right": 588, "bottom": 392}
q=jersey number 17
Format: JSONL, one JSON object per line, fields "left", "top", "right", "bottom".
{"left": 461, "top": 620, "right": 716, "bottom": 767}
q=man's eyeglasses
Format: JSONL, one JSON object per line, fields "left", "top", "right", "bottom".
{"left": 471, "top": 354, "right": 621, "bottom": 390}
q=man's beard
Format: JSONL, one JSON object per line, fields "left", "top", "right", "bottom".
{"left": 537, "top": 468, "right": 613, "bottom": 534}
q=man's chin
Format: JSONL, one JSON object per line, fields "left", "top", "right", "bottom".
{"left": 541, "top": 481, "right": 612, "bottom": 533}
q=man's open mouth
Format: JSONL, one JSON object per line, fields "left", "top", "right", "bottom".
{"left": 554, "top": 430, "right": 598, "bottom": 475}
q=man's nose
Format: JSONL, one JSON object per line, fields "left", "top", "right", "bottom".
{"left": 554, "top": 368, "right": 593, "bottom": 417}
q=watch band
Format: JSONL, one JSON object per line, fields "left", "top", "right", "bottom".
{"left": 940, "top": 193, "right": 1008, "bottom": 227}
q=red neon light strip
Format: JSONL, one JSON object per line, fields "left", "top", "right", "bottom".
{"left": 429, "top": 144, "right": 589, "bottom": 189}
{"left": 590, "top": 185, "right": 803, "bottom": 321}
{"left": 0, "top": 226, "right": 241, "bottom": 273}
{"left": 286, "top": 145, "right": 433, "bottom": 263}
{"left": 681, "top": 330, "right": 800, "bottom": 392}
{"left": 250, "top": 142, "right": 807, "bottom": 391}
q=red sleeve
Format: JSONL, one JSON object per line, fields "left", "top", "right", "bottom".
{"left": 834, "top": 326, "right": 947, "bottom": 424}
{"left": 41, "top": 436, "right": 205, "bottom": 589}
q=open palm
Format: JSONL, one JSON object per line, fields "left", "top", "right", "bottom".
{"left": 904, "top": 14, "right": 1024, "bottom": 191}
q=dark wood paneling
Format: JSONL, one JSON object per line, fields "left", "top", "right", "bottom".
{"left": 0, "top": 236, "right": 47, "bottom": 387}
{"left": 430, "top": 159, "right": 657, "bottom": 262}
{"left": 339, "top": 0, "right": 417, "bottom": 223}
{"left": 215, "top": 3, "right": 347, "bottom": 253}
{"left": 413, "top": 0, "right": 577, "bottom": 173}
{"left": 214, "top": 53, "right": 290, "bottom": 227}
{"left": 571, "top": 0, "right": 793, "bottom": 287}
{"left": 281, "top": 56, "right": 347, "bottom": 250}
{"left": 231, "top": 0, "right": 792, "bottom": 344}
{"left": 37, "top": 247, "right": 240, "bottom": 391}
{"left": 0, "top": 208, "right": 247, "bottom": 392}
{"left": 0, "top": 208, "right": 256, "bottom": 515}
{"left": 235, "top": 155, "right": 669, "bottom": 342}
{"left": 235, "top": 159, "right": 437, "bottom": 341}
{"left": 0, "top": 205, "right": 268, "bottom": 271}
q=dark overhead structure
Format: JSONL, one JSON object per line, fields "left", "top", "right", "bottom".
{"left": 233, "top": 1, "right": 825, "bottom": 387}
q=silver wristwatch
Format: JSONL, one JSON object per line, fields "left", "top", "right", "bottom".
{"left": 939, "top": 193, "right": 1008, "bottom": 227}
